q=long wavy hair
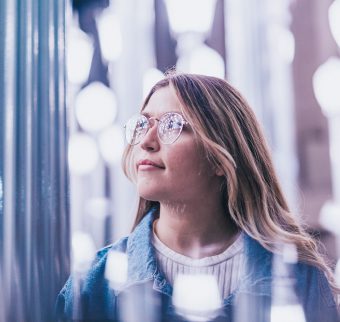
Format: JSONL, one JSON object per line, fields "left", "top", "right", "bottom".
{"left": 122, "top": 72, "right": 339, "bottom": 297}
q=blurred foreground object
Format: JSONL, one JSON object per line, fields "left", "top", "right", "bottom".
{"left": 270, "top": 244, "right": 306, "bottom": 322}
{"left": 172, "top": 274, "right": 222, "bottom": 321}
{"left": 0, "top": 0, "right": 69, "bottom": 321}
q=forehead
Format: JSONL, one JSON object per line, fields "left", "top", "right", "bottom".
{"left": 142, "top": 86, "right": 184, "bottom": 117}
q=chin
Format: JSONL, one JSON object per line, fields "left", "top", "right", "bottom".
{"left": 137, "top": 187, "right": 165, "bottom": 202}
{"left": 138, "top": 191, "right": 160, "bottom": 202}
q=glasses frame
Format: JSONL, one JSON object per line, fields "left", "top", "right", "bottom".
{"left": 124, "top": 112, "right": 190, "bottom": 145}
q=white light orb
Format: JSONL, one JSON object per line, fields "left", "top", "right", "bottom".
{"left": 68, "top": 133, "right": 99, "bottom": 175}
{"left": 67, "top": 27, "right": 93, "bottom": 85}
{"left": 282, "top": 243, "right": 298, "bottom": 264}
{"left": 72, "top": 231, "right": 97, "bottom": 274}
{"left": 97, "top": 9, "right": 122, "bottom": 62}
{"left": 143, "top": 68, "right": 164, "bottom": 98}
{"left": 75, "top": 82, "right": 118, "bottom": 133}
{"left": 86, "top": 197, "right": 110, "bottom": 219}
{"left": 269, "top": 26, "right": 295, "bottom": 63}
{"left": 177, "top": 44, "right": 225, "bottom": 78}
{"left": 319, "top": 200, "right": 340, "bottom": 235}
{"left": 98, "top": 125, "right": 125, "bottom": 165}
{"left": 173, "top": 274, "right": 221, "bottom": 321}
{"left": 313, "top": 57, "right": 340, "bottom": 117}
{"left": 105, "top": 250, "right": 128, "bottom": 287}
{"left": 329, "top": 0, "right": 340, "bottom": 48}
{"left": 165, "top": 0, "right": 217, "bottom": 34}
{"left": 271, "top": 304, "right": 306, "bottom": 322}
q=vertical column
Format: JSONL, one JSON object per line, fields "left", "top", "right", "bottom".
{"left": 0, "top": 2, "right": 5, "bottom": 321}
{"left": 0, "top": 0, "right": 69, "bottom": 321}
{"left": 224, "top": 0, "right": 298, "bottom": 211}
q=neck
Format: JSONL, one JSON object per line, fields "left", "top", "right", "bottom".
{"left": 154, "top": 199, "right": 239, "bottom": 259}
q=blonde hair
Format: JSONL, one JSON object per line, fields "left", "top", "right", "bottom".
{"left": 122, "top": 72, "right": 339, "bottom": 297}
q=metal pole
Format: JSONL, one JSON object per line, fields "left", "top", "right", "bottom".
{"left": 0, "top": 0, "right": 69, "bottom": 320}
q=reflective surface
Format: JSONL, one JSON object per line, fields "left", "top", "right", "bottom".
{"left": 0, "top": 0, "right": 69, "bottom": 321}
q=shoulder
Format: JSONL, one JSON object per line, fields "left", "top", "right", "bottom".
{"left": 243, "top": 234, "right": 337, "bottom": 306}
{"left": 58, "top": 235, "right": 130, "bottom": 294}
{"left": 55, "top": 236, "right": 130, "bottom": 320}
{"left": 294, "top": 261, "right": 339, "bottom": 322}
{"left": 295, "top": 261, "right": 336, "bottom": 306}
{"left": 91, "top": 236, "right": 129, "bottom": 270}
{"left": 83, "top": 235, "right": 131, "bottom": 287}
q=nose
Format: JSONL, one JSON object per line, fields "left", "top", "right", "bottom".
{"left": 140, "top": 119, "right": 160, "bottom": 152}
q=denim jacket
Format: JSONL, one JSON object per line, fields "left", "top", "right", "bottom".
{"left": 56, "top": 208, "right": 339, "bottom": 322}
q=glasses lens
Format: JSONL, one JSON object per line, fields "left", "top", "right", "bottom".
{"left": 125, "top": 115, "right": 148, "bottom": 145}
{"left": 158, "top": 113, "right": 184, "bottom": 144}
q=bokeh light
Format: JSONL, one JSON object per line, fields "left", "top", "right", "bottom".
{"left": 68, "top": 133, "right": 99, "bottom": 175}
{"left": 173, "top": 274, "right": 221, "bottom": 321}
{"left": 98, "top": 125, "right": 125, "bottom": 165}
{"left": 75, "top": 82, "right": 118, "bottom": 133}
{"left": 271, "top": 304, "right": 306, "bottom": 322}
{"left": 313, "top": 57, "right": 340, "bottom": 117}
{"left": 177, "top": 44, "right": 225, "bottom": 78}
{"left": 67, "top": 27, "right": 93, "bottom": 85}
{"left": 72, "top": 231, "right": 97, "bottom": 274}
{"left": 105, "top": 250, "right": 128, "bottom": 287}
{"left": 97, "top": 9, "right": 122, "bottom": 62}
{"left": 143, "top": 68, "right": 164, "bottom": 98}
{"left": 86, "top": 197, "right": 110, "bottom": 219}
{"left": 268, "top": 26, "right": 295, "bottom": 63}
{"left": 165, "top": 0, "right": 217, "bottom": 34}
{"left": 329, "top": 0, "right": 340, "bottom": 48}
{"left": 319, "top": 201, "right": 340, "bottom": 236}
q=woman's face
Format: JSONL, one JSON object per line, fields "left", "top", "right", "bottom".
{"left": 132, "top": 86, "right": 223, "bottom": 204}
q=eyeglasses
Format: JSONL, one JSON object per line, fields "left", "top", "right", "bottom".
{"left": 124, "top": 112, "right": 189, "bottom": 145}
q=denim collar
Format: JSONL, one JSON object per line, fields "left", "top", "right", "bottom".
{"left": 123, "top": 207, "right": 273, "bottom": 301}
{"left": 122, "top": 207, "right": 172, "bottom": 295}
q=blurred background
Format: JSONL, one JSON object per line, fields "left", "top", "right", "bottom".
{"left": 1, "top": 0, "right": 340, "bottom": 321}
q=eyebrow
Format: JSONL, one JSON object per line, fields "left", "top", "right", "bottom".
{"left": 141, "top": 111, "right": 183, "bottom": 118}
{"left": 141, "top": 111, "right": 153, "bottom": 118}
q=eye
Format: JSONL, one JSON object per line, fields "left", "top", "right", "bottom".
{"left": 137, "top": 117, "right": 148, "bottom": 130}
{"left": 167, "top": 119, "right": 175, "bottom": 130}
{"left": 163, "top": 114, "right": 183, "bottom": 130}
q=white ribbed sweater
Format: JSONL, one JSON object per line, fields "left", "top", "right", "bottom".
{"left": 152, "top": 229, "right": 245, "bottom": 300}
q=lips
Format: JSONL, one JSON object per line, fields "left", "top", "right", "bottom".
{"left": 137, "top": 159, "right": 165, "bottom": 170}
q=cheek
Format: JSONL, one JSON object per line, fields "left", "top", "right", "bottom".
{"left": 166, "top": 146, "right": 208, "bottom": 178}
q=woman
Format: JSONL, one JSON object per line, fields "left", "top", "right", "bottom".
{"left": 56, "top": 72, "right": 339, "bottom": 321}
